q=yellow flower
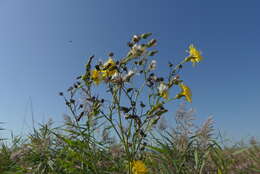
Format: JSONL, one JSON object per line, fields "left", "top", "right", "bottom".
{"left": 91, "top": 69, "right": 102, "bottom": 85}
{"left": 158, "top": 83, "right": 169, "bottom": 99}
{"left": 176, "top": 83, "right": 192, "bottom": 103}
{"left": 131, "top": 160, "right": 148, "bottom": 174}
{"left": 101, "top": 58, "right": 117, "bottom": 79}
{"left": 186, "top": 44, "right": 203, "bottom": 66}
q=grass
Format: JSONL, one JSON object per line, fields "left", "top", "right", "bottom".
{"left": 0, "top": 105, "right": 259, "bottom": 174}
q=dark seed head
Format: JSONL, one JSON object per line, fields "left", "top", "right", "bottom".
{"left": 131, "top": 101, "right": 136, "bottom": 107}
{"left": 158, "top": 77, "right": 164, "bottom": 82}
{"left": 168, "top": 62, "right": 173, "bottom": 67}
{"left": 123, "top": 66, "right": 128, "bottom": 72}
{"left": 76, "top": 76, "right": 82, "bottom": 80}
{"left": 140, "top": 102, "right": 146, "bottom": 108}
{"left": 108, "top": 52, "right": 114, "bottom": 57}
{"left": 95, "top": 65, "right": 100, "bottom": 70}
{"left": 128, "top": 42, "right": 134, "bottom": 48}
{"left": 127, "top": 88, "right": 133, "bottom": 93}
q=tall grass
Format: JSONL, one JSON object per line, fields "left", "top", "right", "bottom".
{"left": 0, "top": 104, "right": 259, "bottom": 173}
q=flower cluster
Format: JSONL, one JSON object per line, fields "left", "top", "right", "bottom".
{"left": 90, "top": 57, "right": 118, "bottom": 85}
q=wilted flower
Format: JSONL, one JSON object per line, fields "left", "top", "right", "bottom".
{"left": 176, "top": 83, "right": 192, "bottom": 103}
{"left": 130, "top": 44, "right": 146, "bottom": 58}
{"left": 123, "top": 70, "right": 135, "bottom": 82}
{"left": 110, "top": 71, "right": 120, "bottom": 81}
{"left": 158, "top": 82, "right": 169, "bottom": 99}
{"left": 185, "top": 44, "right": 203, "bottom": 66}
{"left": 148, "top": 60, "right": 156, "bottom": 70}
{"left": 131, "top": 160, "right": 148, "bottom": 174}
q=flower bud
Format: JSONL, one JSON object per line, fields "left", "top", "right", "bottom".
{"left": 147, "top": 39, "right": 157, "bottom": 47}
{"left": 148, "top": 60, "right": 157, "bottom": 70}
{"left": 141, "top": 32, "right": 152, "bottom": 39}
{"left": 148, "top": 50, "right": 158, "bottom": 56}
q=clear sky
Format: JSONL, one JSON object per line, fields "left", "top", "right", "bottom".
{"left": 0, "top": 0, "right": 259, "bottom": 141}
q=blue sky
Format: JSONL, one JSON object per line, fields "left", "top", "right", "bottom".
{"left": 0, "top": 0, "right": 259, "bottom": 141}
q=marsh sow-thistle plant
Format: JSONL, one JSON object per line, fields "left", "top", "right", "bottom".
{"left": 62, "top": 33, "right": 203, "bottom": 173}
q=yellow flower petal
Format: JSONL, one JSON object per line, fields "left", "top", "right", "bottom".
{"left": 91, "top": 69, "right": 102, "bottom": 85}
{"left": 188, "top": 44, "right": 203, "bottom": 66}
{"left": 103, "top": 58, "right": 116, "bottom": 69}
{"left": 101, "top": 58, "right": 117, "bottom": 79}
{"left": 131, "top": 160, "right": 148, "bottom": 174}
{"left": 177, "top": 83, "right": 192, "bottom": 103}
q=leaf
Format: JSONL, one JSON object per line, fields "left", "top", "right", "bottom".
{"left": 194, "top": 150, "right": 199, "bottom": 170}
{"left": 232, "top": 148, "right": 248, "bottom": 155}
{"left": 217, "top": 168, "right": 222, "bottom": 174}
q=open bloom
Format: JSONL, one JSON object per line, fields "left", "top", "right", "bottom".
{"left": 91, "top": 69, "right": 102, "bottom": 85}
{"left": 186, "top": 44, "right": 203, "bottom": 66}
{"left": 90, "top": 58, "right": 118, "bottom": 85}
{"left": 131, "top": 160, "right": 148, "bottom": 174}
{"left": 176, "top": 83, "right": 192, "bottom": 103}
{"left": 123, "top": 70, "right": 135, "bottom": 82}
{"left": 158, "top": 82, "right": 169, "bottom": 99}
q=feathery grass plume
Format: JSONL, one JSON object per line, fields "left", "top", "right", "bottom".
{"left": 173, "top": 103, "right": 196, "bottom": 134}
{"left": 196, "top": 116, "right": 214, "bottom": 149}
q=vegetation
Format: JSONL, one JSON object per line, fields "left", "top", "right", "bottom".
{"left": 0, "top": 33, "right": 259, "bottom": 174}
